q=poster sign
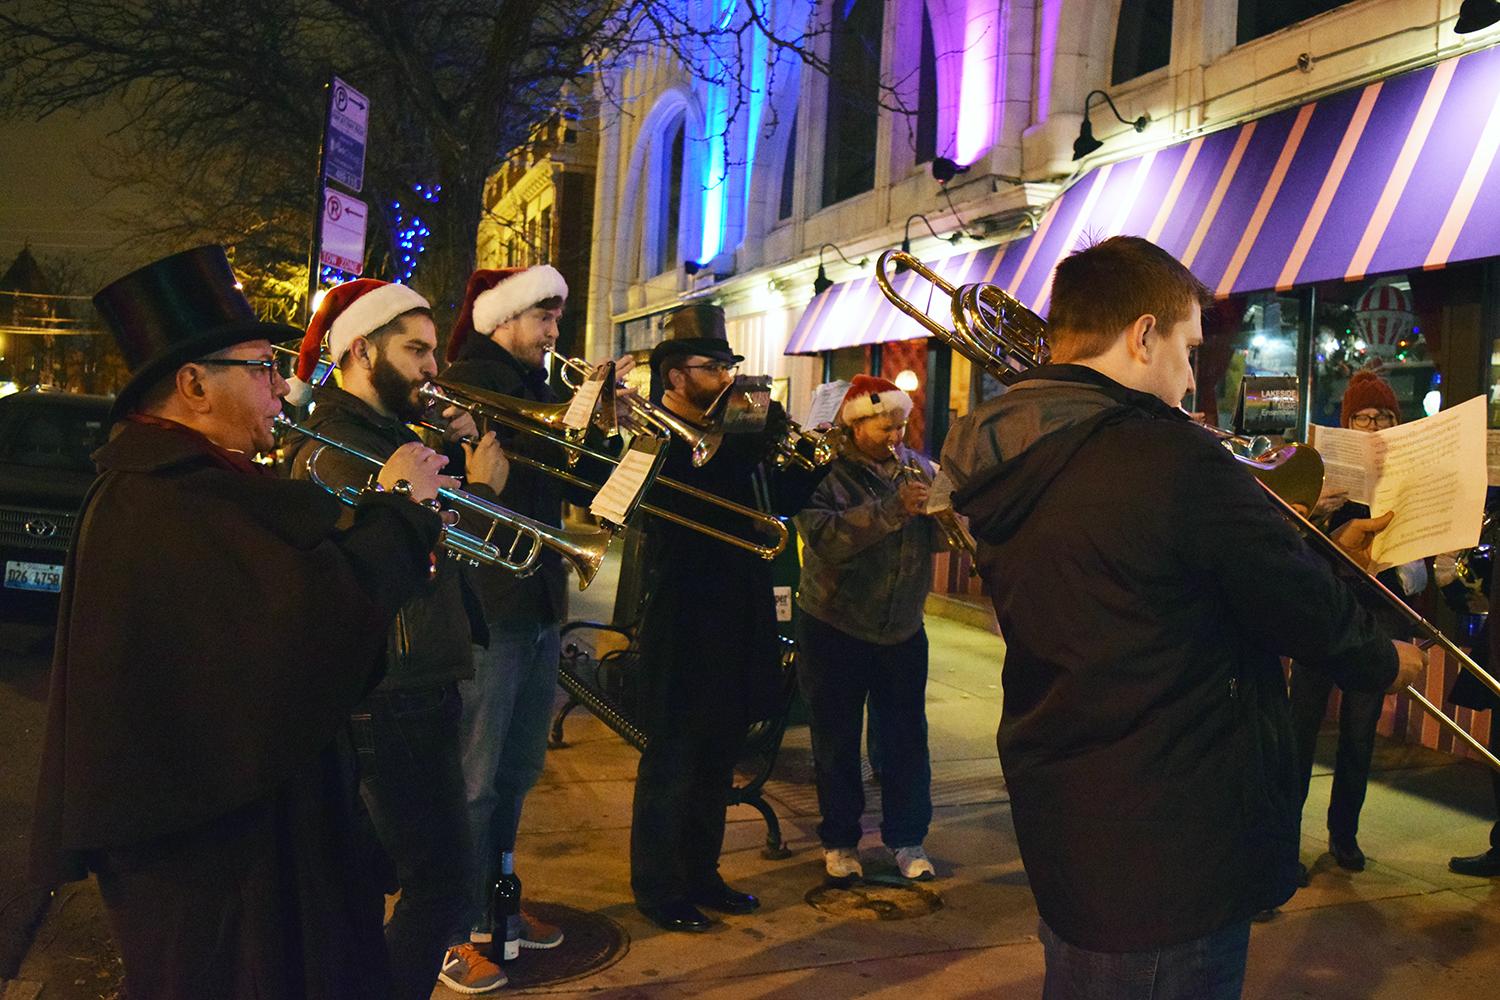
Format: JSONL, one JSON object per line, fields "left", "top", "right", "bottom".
{"left": 1236, "top": 375, "right": 1299, "bottom": 434}
{"left": 324, "top": 76, "right": 369, "bottom": 191}
{"left": 319, "top": 191, "right": 367, "bottom": 274}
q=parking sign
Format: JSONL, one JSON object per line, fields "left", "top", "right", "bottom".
{"left": 325, "top": 76, "right": 369, "bottom": 192}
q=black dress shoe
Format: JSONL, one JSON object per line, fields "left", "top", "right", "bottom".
{"left": 689, "top": 882, "right": 761, "bottom": 914}
{"left": 1329, "top": 837, "right": 1366, "bottom": 871}
{"left": 1449, "top": 848, "right": 1500, "bottom": 877}
{"left": 637, "top": 900, "right": 712, "bottom": 932}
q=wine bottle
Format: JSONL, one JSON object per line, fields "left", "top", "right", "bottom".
{"left": 490, "top": 850, "right": 522, "bottom": 962}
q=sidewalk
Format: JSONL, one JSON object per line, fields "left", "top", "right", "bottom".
{"left": 6, "top": 551, "right": 1500, "bottom": 997}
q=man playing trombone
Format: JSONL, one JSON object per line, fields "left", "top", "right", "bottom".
{"left": 284, "top": 278, "right": 510, "bottom": 1000}
{"left": 438, "top": 265, "right": 630, "bottom": 989}
{"left": 628, "top": 304, "right": 829, "bottom": 931}
{"left": 32, "top": 247, "right": 452, "bottom": 1000}
{"left": 940, "top": 236, "right": 1426, "bottom": 999}
{"left": 793, "top": 375, "right": 947, "bottom": 885}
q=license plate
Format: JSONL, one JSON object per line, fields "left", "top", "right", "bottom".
{"left": 5, "top": 560, "right": 63, "bottom": 593}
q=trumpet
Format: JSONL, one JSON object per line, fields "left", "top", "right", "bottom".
{"left": 420, "top": 379, "right": 790, "bottom": 560}
{"left": 875, "top": 248, "right": 1500, "bottom": 774}
{"left": 892, "top": 448, "right": 979, "bottom": 565}
{"left": 553, "top": 354, "right": 724, "bottom": 467}
{"left": 274, "top": 414, "right": 614, "bottom": 590}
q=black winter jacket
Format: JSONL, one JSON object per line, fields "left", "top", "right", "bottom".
{"left": 942, "top": 364, "right": 1397, "bottom": 952}
{"left": 289, "top": 386, "right": 484, "bottom": 690}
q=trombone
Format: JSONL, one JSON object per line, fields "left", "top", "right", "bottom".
{"left": 273, "top": 414, "right": 614, "bottom": 590}
{"left": 553, "top": 354, "right": 724, "bottom": 467}
{"left": 874, "top": 248, "right": 1500, "bottom": 774}
{"left": 420, "top": 379, "right": 790, "bottom": 560}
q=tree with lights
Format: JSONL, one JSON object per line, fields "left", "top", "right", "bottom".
{"left": 0, "top": 1, "right": 856, "bottom": 341}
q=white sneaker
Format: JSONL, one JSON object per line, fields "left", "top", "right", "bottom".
{"left": 824, "top": 847, "right": 863, "bottom": 881}
{"left": 894, "top": 845, "right": 936, "bottom": 880}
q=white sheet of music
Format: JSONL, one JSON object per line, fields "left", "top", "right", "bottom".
{"left": 926, "top": 466, "right": 957, "bottom": 514}
{"left": 804, "top": 380, "right": 851, "bottom": 428}
{"left": 1308, "top": 424, "right": 1375, "bottom": 504}
{"left": 589, "top": 446, "right": 656, "bottom": 525}
{"left": 562, "top": 376, "right": 603, "bottom": 431}
{"left": 1487, "top": 429, "right": 1500, "bottom": 487}
{"left": 1312, "top": 395, "right": 1486, "bottom": 568}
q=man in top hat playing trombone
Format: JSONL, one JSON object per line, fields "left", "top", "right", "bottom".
{"left": 628, "top": 303, "right": 828, "bottom": 931}
{"left": 284, "top": 279, "right": 511, "bottom": 999}
{"left": 30, "top": 246, "right": 451, "bottom": 999}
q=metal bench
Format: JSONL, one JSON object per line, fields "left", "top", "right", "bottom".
{"left": 549, "top": 619, "right": 796, "bottom": 859}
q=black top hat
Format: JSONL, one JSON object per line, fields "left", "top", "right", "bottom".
{"left": 94, "top": 245, "right": 302, "bottom": 421}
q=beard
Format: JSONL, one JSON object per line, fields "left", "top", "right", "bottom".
{"left": 371, "top": 355, "right": 427, "bottom": 423}
{"left": 683, "top": 377, "right": 725, "bottom": 412}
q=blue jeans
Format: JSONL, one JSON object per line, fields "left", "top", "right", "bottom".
{"left": 1039, "top": 917, "right": 1251, "bottom": 1000}
{"left": 353, "top": 683, "right": 469, "bottom": 1000}
{"left": 796, "top": 615, "right": 931, "bottom": 849}
{"left": 452, "top": 622, "right": 560, "bottom": 940}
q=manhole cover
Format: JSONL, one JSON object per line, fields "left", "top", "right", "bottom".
{"left": 484, "top": 901, "right": 629, "bottom": 989}
{"left": 804, "top": 877, "right": 943, "bottom": 921}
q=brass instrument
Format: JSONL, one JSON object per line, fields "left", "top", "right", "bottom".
{"left": 892, "top": 447, "right": 979, "bottom": 567}
{"left": 875, "top": 248, "right": 1500, "bottom": 774}
{"left": 770, "top": 417, "right": 840, "bottom": 471}
{"left": 419, "top": 380, "right": 790, "bottom": 560}
{"left": 553, "top": 354, "right": 724, "bottom": 467}
{"left": 274, "top": 414, "right": 614, "bottom": 589}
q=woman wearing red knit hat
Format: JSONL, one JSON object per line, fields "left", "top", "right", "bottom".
{"left": 1288, "top": 369, "right": 1421, "bottom": 882}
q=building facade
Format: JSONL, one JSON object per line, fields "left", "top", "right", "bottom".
{"left": 583, "top": 0, "right": 1500, "bottom": 758}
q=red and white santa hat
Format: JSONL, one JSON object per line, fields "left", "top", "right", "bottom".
{"left": 285, "top": 278, "right": 430, "bottom": 405}
{"left": 840, "top": 374, "right": 914, "bottom": 425}
{"left": 447, "top": 265, "right": 568, "bottom": 362}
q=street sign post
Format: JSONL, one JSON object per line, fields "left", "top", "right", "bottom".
{"left": 319, "top": 191, "right": 368, "bottom": 275}
{"left": 325, "top": 76, "right": 369, "bottom": 192}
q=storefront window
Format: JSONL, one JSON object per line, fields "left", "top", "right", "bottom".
{"left": 1195, "top": 261, "right": 1488, "bottom": 440}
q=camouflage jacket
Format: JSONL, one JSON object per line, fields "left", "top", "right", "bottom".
{"left": 793, "top": 444, "right": 944, "bottom": 644}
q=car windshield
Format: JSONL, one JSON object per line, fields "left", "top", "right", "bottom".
{"left": 0, "top": 403, "right": 108, "bottom": 472}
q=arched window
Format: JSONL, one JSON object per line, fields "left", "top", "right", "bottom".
{"left": 821, "top": 0, "right": 883, "bottom": 208}
{"left": 1112, "top": 0, "right": 1173, "bottom": 84}
{"left": 915, "top": 5, "right": 938, "bottom": 164}
{"left": 778, "top": 111, "right": 799, "bottom": 221}
{"left": 655, "top": 117, "right": 685, "bottom": 273}
{"left": 1238, "top": 0, "right": 1353, "bottom": 45}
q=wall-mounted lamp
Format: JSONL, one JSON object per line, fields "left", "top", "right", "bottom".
{"left": 683, "top": 259, "right": 702, "bottom": 276}
{"left": 895, "top": 214, "right": 962, "bottom": 273}
{"left": 1456, "top": 0, "right": 1500, "bottom": 33}
{"left": 813, "top": 243, "right": 870, "bottom": 297}
{"left": 931, "top": 157, "right": 970, "bottom": 185}
{"left": 1073, "top": 90, "right": 1150, "bottom": 161}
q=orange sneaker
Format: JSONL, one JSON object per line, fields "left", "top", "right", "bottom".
{"left": 438, "top": 943, "right": 507, "bottom": 994}
{"left": 518, "top": 908, "right": 564, "bottom": 949}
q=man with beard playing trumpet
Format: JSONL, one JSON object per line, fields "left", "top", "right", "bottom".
{"left": 284, "top": 279, "right": 511, "bottom": 1000}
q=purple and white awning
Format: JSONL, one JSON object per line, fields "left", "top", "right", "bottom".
{"left": 787, "top": 42, "right": 1500, "bottom": 355}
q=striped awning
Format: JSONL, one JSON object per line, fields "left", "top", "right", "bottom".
{"left": 786, "top": 41, "right": 1500, "bottom": 355}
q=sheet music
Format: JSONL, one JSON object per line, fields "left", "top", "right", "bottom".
{"left": 804, "top": 379, "right": 851, "bottom": 428}
{"left": 925, "top": 466, "right": 957, "bottom": 514}
{"left": 562, "top": 376, "right": 603, "bottom": 431}
{"left": 589, "top": 445, "right": 657, "bottom": 525}
{"left": 1488, "top": 429, "right": 1500, "bottom": 487}
{"left": 1313, "top": 395, "right": 1486, "bottom": 568}
{"left": 1308, "top": 424, "right": 1375, "bottom": 504}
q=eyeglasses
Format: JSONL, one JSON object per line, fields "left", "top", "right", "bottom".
{"left": 195, "top": 357, "right": 282, "bottom": 386}
{"left": 680, "top": 362, "right": 739, "bottom": 375}
{"left": 1349, "top": 411, "right": 1397, "bottom": 429}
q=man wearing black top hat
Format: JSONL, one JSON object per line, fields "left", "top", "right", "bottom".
{"left": 29, "top": 246, "right": 451, "bottom": 1000}
{"left": 628, "top": 304, "right": 827, "bottom": 931}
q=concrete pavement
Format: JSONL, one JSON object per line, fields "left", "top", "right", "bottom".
{"left": 4, "top": 548, "right": 1499, "bottom": 997}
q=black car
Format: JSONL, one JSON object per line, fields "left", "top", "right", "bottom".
{"left": 1, "top": 389, "right": 112, "bottom": 622}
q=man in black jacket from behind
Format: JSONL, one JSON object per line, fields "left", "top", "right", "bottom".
{"left": 941, "top": 236, "right": 1426, "bottom": 999}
